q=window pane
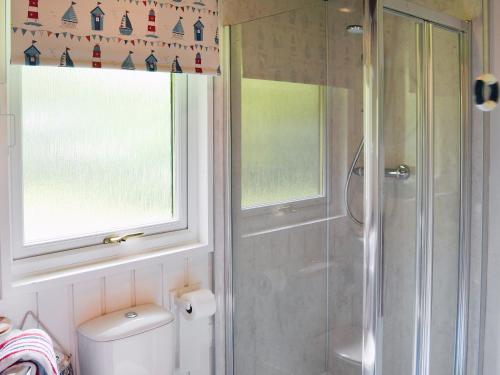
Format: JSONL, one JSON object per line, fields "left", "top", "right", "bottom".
{"left": 21, "top": 67, "right": 173, "bottom": 244}
{"left": 241, "top": 78, "right": 323, "bottom": 208}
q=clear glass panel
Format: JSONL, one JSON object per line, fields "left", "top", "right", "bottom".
{"left": 327, "top": 0, "right": 365, "bottom": 373}
{"left": 21, "top": 66, "right": 173, "bottom": 244}
{"left": 231, "top": 5, "right": 329, "bottom": 373}
{"left": 430, "top": 26, "right": 461, "bottom": 375}
{"left": 231, "top": 1, "right": 365, "bottom": 375}
{"left": 382, "top": 11, "right": 419, "bottom": 375}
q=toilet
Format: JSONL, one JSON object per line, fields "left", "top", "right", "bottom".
{"left": 77, "top": 304, "right": 175, "bottom": 375}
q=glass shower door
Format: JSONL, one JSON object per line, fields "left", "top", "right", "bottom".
{"left": 429, "top": 24, "right": 463, "bottom": 375}
{"left": 368, "top": 4, "right": 469, "bottom": 375}
{"left": 382, "top": 11, "right": 420, "bottom": 375}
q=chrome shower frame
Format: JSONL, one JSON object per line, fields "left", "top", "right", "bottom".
{"left": 363, "top": 2, "right": 472, "bottom": 375}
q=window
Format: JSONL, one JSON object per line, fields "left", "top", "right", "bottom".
{"left": 240, "top": 78, "right": 324, "bottom": 208}
{"left": 21, "top": 67, "right": 176, "bottom": 245}
{"left": 3, "top": 66, "right": 211, "bottom": 267}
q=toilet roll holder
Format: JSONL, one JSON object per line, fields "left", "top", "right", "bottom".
{"left": 169, "top": 283, "right": 202, "bottom": 315}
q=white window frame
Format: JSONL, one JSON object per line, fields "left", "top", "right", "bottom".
{"left": 8, "top": 67, "right": 191, "bottom": 259}
{"left": 0, "top": 1, "right": 213, "bottom": 291}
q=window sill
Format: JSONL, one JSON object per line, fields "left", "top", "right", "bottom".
{"left": 4, "top": 240, "right": 213, "bottom": 296}
{"left": 0, "top": 74, "right": 214, "bottom": 298}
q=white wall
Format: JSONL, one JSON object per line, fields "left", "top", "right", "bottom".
{"left": 0, "top": 252, "right": 214, "bottom": 375}
{"left": 483, "top": 0, "right": 500, "bottom": 373}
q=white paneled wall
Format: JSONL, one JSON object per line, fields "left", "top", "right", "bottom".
{"left": 0, "top": 252, "right": 213, "bottom": 375}
{"left": 484, "top": 1, "right": 500, "bottom": 374}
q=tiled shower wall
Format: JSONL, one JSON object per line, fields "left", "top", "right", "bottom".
{"left": 0, "top": 252, "right": 214, "bottom": 375}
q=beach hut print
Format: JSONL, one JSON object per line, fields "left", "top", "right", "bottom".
{"left": 25, "top": 0, "right": 42, "bottom": 26}
{"left": 215, "top": 27, "right": 219, "bottom": 45}
{"left": 24, "top": 41, "right": 41, "bottom": 66}
{"left": 194, "top": 17, "right": 204, "bottom": 42}
{"left": 146, "top": 9, "right": 158, "bottom": 38}
{"left": 119, "top": 11, "right": 133, "bottom": 35}
{"left": 59, "top": 47, "right": 74, "bottom": 67}
{"left": 92, "top": 44, "right": 102, "bottom": 68}
{"left": 90, "top": 2, "right": 105, "bottom": 31}
{"left": 172, "top": 17, "right": 184, "bottom": 38}
{"left": 121, "top": 51, "right": 135, "bottom": 70}
{"left": 195, "top": 52, "right": 202, "bottom": 73}
{"left": 145, "top": 51, "right": 158, "bottom": 72}
{"left": 61, "top": 1, "right": 78, "bottom": 28}
{"left": 171, "top": 56, "right": 182, "bottom": 73}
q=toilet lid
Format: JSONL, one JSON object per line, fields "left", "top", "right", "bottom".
{"left": 77, "top": 304, "right": 175, "bottom": 342}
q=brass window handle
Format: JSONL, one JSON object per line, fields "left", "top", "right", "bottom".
{"left": 103, "top": 232, "right": 144, "bottom": 244}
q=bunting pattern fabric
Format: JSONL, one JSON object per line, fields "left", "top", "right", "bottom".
{"left": 11, "top": 0, "right": 220, "bottom": 75}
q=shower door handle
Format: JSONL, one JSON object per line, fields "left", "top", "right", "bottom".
{"left": 384, "top": 165, "right": 410, "bottom": 180}
{"left": 353, "top": 164, "right": 411, "bottom": 180}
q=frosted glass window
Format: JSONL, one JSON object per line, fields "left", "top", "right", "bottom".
{"left": 241, "top": 79, "right": 323, "bottom": 208}
{"left": 21, "top": 66, "right": 173, "bottom": 244}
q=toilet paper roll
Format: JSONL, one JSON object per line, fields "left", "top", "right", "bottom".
{"left": 179, "top": 289, "right": 216, "bottom": 321}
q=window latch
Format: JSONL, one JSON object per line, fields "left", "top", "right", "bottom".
{"left": 103, "top": 232, "right": 144, "bottom": 244}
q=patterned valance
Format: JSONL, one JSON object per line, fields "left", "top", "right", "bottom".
{"left": 11, "top": 0, "right": 220, "bottom": 75}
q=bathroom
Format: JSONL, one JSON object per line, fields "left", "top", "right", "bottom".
{"left": 0, "top": 0, "right": 500, "bottom": 374}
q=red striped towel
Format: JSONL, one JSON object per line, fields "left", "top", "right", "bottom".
{"left": 0, "top": 329, "right": 58, "bottom": 375}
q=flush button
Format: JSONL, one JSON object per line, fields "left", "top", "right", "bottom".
{"left": 125, "top": 311, "right": 138, "bottom": 319}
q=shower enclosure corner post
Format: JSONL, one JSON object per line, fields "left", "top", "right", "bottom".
{"left": 363, "top": 0, "right": 385, "bottom": 375}
{"left": 220, "top": 24, "right": 234, "bottom": 375}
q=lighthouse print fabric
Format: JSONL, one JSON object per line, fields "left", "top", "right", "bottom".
{"left": 11, "top": 0, "right": 220, "bottom": 75}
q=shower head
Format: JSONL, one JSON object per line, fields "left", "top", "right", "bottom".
{"left": 346, "top": 25, "right": 364, "bottom": 34}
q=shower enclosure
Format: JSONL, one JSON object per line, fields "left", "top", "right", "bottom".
{"left": 226, "top": 0, "right": 475, "bottom": 374}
